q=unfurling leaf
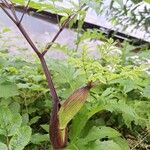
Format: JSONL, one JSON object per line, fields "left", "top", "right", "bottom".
{"left": 58, "top": 81, "right": 93, "bottom": 129}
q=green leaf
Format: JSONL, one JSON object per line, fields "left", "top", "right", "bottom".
{"left": 29, "top": 116, "right": 41, "bottom": 125}
{"left": 8, "top": 113, "right": 22, "bottom": 136}
{"left": 110, "top": 78, "right": 138, "bottom": 93}
{"left": 121, "top": 79, "right": 137, "bottom": 93}
{"left": 9, "top": 102, "right": 20, "bottom": 113}
{"left": 0, "top": 107, "right": 22, "bottom": 136}
{"left": 99, "top": 140, "right": 123, "bottom": 150}
{"left": 68, "top": 137, "right": 130, "bottom": 150}
{"left": 145, "top": 0, "right": 150, "bottom": 3}
{"left": 0, "top": 142, "right": 7, "bottom": 150}
{"left": 2, "top": 27, "right": 11, "bottom": 33}
{"left": 101, "top": 87, "right": 115, "bottom": 97}
{"left": 113, "top": 137, "right": 130, "bottom": 150}
{"left": 31, "top": 133, "right": 49, "bottom": 145}
{"left": 79, "top": 126, "right": 121, "bottom": 144}
{"left": 0, "top": 58, "right": 7, "bottom": 68}
{"left": 22, "top": 113, "right": 29, "bottom": 125}
{"left": 143, "top": 85, "right": 150, "bottom": 98}
{"left": 105, "top": 100, "right": 138, "bottom": 127}
{"left": 69, "top": 104, "right": 105, "bottom": 141}
{"left": 0, "top": 81, "right": 19, "bottom": 98}
{"left": 69, "top": 107, "right": 89, "bottom": 141}
{"left": 58, "top": 85, "right": 91, "bottom": 129}
{"left": 17, "top": 83, "right": 30, "bottom": 89}
{"left": 9, "top": 126, "right": 32, "bottom": 150}
{"left": 10, "top": 0, "right": 25, "bottom": 5}
{"left": 40, "top": 124, "right": 49, "bottom": 132}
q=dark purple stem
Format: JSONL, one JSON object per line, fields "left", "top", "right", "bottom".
{"left": 0, "top": 2, "right": 86, "bottom": 149}
{"left": 0, "top": 3, "right": 62, "bottom": 148}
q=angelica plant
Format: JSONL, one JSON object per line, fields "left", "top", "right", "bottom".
{"left": 0, "top": 1, "right": 90, "bottom": 149}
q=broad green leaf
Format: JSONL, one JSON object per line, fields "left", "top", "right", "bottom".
{"left": 121, "top": 79, "right": 137, "bottom": 93}
{"left": 69, "top": 106, "right": 89, "bottom": 141}
{"left": 67, "top": 138, "right": 130, "bottom": 150}
{"left": 8, "top": 113, "right": 22, "bottom": 136}
{"left": 79, "top": 126, "right": 121, "bottom": 144}
{"left": 31, "top": 133, "right": 49, "bottom": 144}
{"left": 0, "top": 81, "right": 19, "bottom": 98}
{"left": 22, "top": 113, "right": 29, "bottom": 125}
{"left": 70, "top": 104, "right": 105, "bottom": 141}
{"left": 145, "top": 0, "right": 150, "bottom": 3}
{"left": 0, "top": 142, "right": 7, "bottom": 150}
{"left": 9, "top": 126, "right": 32, "bottom": 150}
{"left": 99, "top": 140, "right": 123, "bottom": 150}
{"left": 86, "top": 141, "right": 104, "bottom": 150}
{"left": 0, "top": 107, "right": 22, "bottom": 136}
{"left": 113, "top": 137, "right": 131, "bottom": 150}
{"left": 9, "top": 102, "right": 20, "bottom": 113}
{"left": 143, "top": 85, "right": 150, "bottom": 98}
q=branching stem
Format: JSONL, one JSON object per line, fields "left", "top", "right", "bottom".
{"left": 42, "top": 3, "right": 87, "bottom": 56}
{"left": 19, "top": 0, "right": 31, "bottom": 24}
{"left": 0, "top": 1, "right": 86, "bottom": 149}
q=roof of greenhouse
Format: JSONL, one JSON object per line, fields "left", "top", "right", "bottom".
{"left": 37, "top": 0, "right": 150, "bottom": 43}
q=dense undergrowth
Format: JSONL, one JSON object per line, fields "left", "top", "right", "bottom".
{"left": 0, "top": 0, "right": 150, "bottom": 149}
{"left": 0, "top": 27, "right": 150, "bottom": 149}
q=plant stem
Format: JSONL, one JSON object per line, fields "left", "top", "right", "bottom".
{"left": 0, "top": 3, "right": 62, "bottom": 148}
{"left": 42, "top": 3, "right": 87, "bottom": 56}
{"left": 39, "top": 56, "right": 59, "bottom": 104}
{"left": 19, "top": 0, "right": 31, "bottom": 24}
{"left": 6, "top": 135, "right": 10, "bottom": 150}
{"left": 16, "top": 23, "right": 41, "bottom": 56}
{"left": 39, "top": 56, "right": 66, "bottom": 149}
{"left": 0, "top": 2, "right": 87, "bottom": 149}
{"left": 42, "top": 15, "right": 73, "bottom": 56}
{"left": 0, "top": 3, "right": 16, "bottom": 24}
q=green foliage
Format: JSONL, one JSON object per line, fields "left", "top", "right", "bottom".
{"left": 67, "top": 126, "right": 130, "bottom": 150}
{"left": 9, "top": 126, "right": 32, "bottom": 150}
{"left": 145, "top": 0, "right": 150, "bottom": 3}
{"left": 10, "top": 0, "right": 83, "bottom": 18}
{"left": 143, "top": 85, "right": 150, "bottom": 98}
{"left": 31, "top": 133, "right": 49, "bottom": 145}
{"left": 0, "top": 106, "right": 21, "bottom": 136}
{"left": 0, "top": 1, "right": 150, "bottom": 149}
{"left": 0, "top": 106, "right": 31, "bottom": 150}
{"left": 0, "top": 80, "right": 19, "bottom": 98}
{"left": 0, "top": 33, "right": 149, "bottom": 148}
{"left": 0, "top": 142, "right": 7, "bottom": 150}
